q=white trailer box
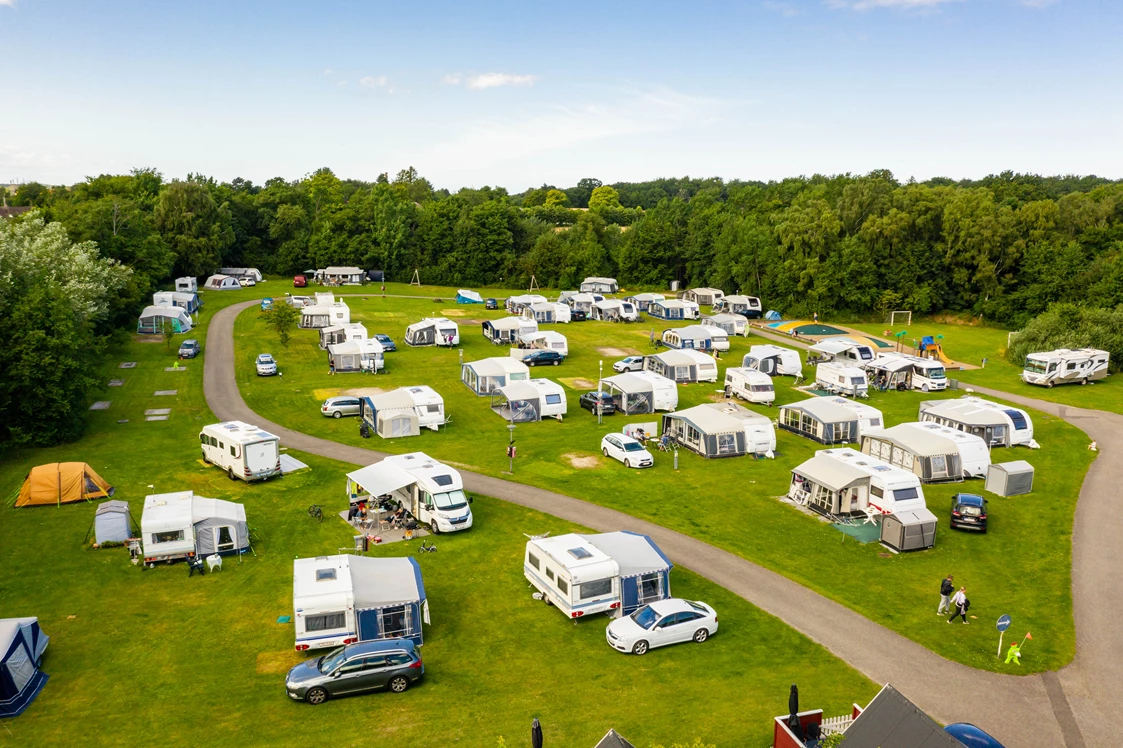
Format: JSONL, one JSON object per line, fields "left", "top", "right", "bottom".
{"left": 743, "top": 344, "right": 803, "bottom": 377}
{"left": 140, "top": 491, "right": 196, "bottom": 563}
{"left": 199, "top": 421, "right": 281, "bottom": 481}
{"left": 815, "top": 362, "right": 869, "bottom": 398}
{"left": 723, "top": 367, "right": 775, "bottom": 406}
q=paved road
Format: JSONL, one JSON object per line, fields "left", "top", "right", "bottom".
{"left": 207, "top": 301, "right": 1119, "bottom": 747}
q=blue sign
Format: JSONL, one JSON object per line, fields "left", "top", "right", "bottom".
{"left": 996, "top": 614, "right": 1012, "bottom": 632}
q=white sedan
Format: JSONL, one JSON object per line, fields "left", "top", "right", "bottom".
{"left": 612, "top": 356, "right": 644, "bottom": 373}
{"left": 601, "top": 433, "right": 653, "bottom": 468}
{"left": 256, "top": 353, "right": 278, "bottom": 376}
{"left": 606, "top": 598, "right": 718, "bottom": 655}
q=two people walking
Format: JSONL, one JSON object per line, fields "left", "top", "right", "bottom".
{"left": 937, "top": 574, "right": 970, "bottom": 624}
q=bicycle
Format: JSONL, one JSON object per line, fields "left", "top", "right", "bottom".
{"left": 307, "top": 504, "right": 323, "bottom": 522}
{"left": 418, "top": 539, "right": 437, "bottom": 553}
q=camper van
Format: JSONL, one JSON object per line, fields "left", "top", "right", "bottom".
{"left": 345, "top": 453, "right": 472, "bottom": 534}
{"left": 815, "top": 362, "right": 869, "bottom": 398}
{"left": 1021, "top": 348, "right": 1110, "bottom": 387}
{"left": 723, "top": 367, "right": 775, "bottom": 405}
{"left": 868, "top": 353, "right": 947, "bottom": 392}
{"left": 199, "top": 421, "right": 282, "bottom": 482}
{"left": 743, "top": 345, "right": 803, "bottom": 377}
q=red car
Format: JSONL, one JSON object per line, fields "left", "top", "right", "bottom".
{"left": 293, "top": 275, "right": 307, "bottom": 287}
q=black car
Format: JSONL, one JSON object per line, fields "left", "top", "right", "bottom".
{"left": 485, "top": 298, "right": 498, "bottom": 310}
{"left": 950, "top": 493, "right": 988, "bottom": 532}
{"left": 579, "top": 391, "right": 616, "bottom": 415}
{"left": 522, "top": 350, "right": 564, "bottom": 366}
{"left": 570, "top": 310, "right": 588, "bottom": 322}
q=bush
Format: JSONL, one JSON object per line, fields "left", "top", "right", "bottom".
{"left": 1006, "top": 303, "right": 1123, "bottom": 373}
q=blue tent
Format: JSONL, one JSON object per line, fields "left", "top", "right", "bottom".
{"left": 351, "top": 557, "right": 428, "bottom": 646}
{"left": 584, "top": 531, "right": 673, "bottom": 615}
{"left": 456, "top": 289, "right": 484, "bottom": 304}
{"left": 0, "top": 618, "right": 49, "bottom": 717}
{"left": 764, "top": 310, "right": 782, "bottom": 321}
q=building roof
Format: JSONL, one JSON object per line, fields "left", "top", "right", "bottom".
{"left": 841, "top": 684, "right": 962, "bottom": 748}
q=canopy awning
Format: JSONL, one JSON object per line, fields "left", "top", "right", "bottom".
{"left": 347, "top": 461, "right": 416, "bottom": 497}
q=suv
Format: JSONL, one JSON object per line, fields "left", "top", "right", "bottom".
{"left": 256, "top": 353, "right": 278, "bottom": 376}
{"left": 178, "top": 339, "right": 201, "bottom": 359}
{"left": 522, "top": 350, "right": 564, "bottom": 366}
{"left": 239, "top": 277, "right": 256, "bottom": 287}
{"left": 950, "top": 493, "right": 988, "bottom": 532}
{"left": 579, "top": 391, "right": 616, "bottom": 415}
{"left": 285, "top": 639, "right": 424, "bottom": 704}
{"left": 485, "top": 298, "right": 498, "bottom": 310}
{"left": 613, "top": 356, "right": 644, "bottom": 373}
{"left": 322, "top": 396, "right": 362, "bottom": 419}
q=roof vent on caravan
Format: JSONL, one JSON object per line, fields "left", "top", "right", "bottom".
{"left": 568, "top": 547, "right": 593, "bottom": 559}
{"left": 433, "top": 474, "right": 454, "bottom": 486}
{"left": 317, "top": 568, "right": 336, "bottom": 581}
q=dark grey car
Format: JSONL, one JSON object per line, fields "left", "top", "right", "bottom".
{"left": 285, "top": 639, "right": 423, "bottom": 704}
{"left": 321, "top": 396, "right": 362, "bottom": 418}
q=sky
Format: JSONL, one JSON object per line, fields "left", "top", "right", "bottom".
{"left": 1, "top": 0, "right": 1121, "bottom": 191}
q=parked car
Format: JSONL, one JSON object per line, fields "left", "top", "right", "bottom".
{"left": 256, "top": 353, "right": 278, "bottom": 376}
{"left": 485, "top": 298, "right": 498, "bottom": 310}
{"left": 239, "top": 277, "right": 257, "bottom": 287}
{"left": 613, "top": 356, "right": 645, "bottom": 373}
{"left": 601, "top": 433, "right": 653, "bottom": 468}
{"left": 293, "top": 275, "right": 307, "bottom": 287}
{"left": 950, "top": 493, "right": 988, "bottom": 532}
{"left": 285, "top": 639, "right": 424, "bottom": 704}
{"left": 570, "top": 310, "right": 588, "bottom": 322}
{"left": 606, "top": 598, "right": 718, "bottom": 655}
{"left": 178, "top": 339, "right": 201, "bottom": 359}
{"left": 579, "top": 391, "right": 616, "bottom": 415}
{"left": 373, "top": 333, "right": 397, "bottom": 352}
{"left": 322, "top": 396, "right": 362, "bottom": 419}
{"left": 287, "top": 294, "right": 313, "bottom": 308}
{"left": 261, "top": 297, "right": 274, "bottom": 311}
{"left": 522, "top": 350, "right": 564, "bottom": 367}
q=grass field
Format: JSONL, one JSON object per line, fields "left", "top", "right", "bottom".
{"left": 233, "top": 285, "right": 1094, "bottom": 672}
{"left": 0, "top": 285, "right": 878, "bottom": 747}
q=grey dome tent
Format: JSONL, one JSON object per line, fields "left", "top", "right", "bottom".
{"left": 91, "top": 500, "right": 135, "bottom": 545}
{"left": 985, "top": 460, "right": 1035, "bottom": 496}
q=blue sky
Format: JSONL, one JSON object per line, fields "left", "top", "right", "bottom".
{"left": 1, "top": 0, "right": 1119, "bottom": 190}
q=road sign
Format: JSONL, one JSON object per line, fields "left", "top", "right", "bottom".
{"left": 997, "top": 615, "right": 1012, "bottom": 632}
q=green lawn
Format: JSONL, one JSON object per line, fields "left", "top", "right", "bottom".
{"left": 234, "top": 287, "right": 1092, "bottom": 672}
{"left": 0, "top": 285, "right": 877, "bottom": 747}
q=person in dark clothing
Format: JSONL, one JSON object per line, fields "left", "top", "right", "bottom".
{"left": 937, "top": 574, "right": 955, "bottom": 615}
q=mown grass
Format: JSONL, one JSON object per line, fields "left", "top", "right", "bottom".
{"left": 0, "top": 283, "right": 877, "bottom": 747}
{"left": 235, "top": 285, "right": 1093, "bottom": 672}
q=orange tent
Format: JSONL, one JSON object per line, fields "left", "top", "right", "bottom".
{"left": 15, "top": 463, "right": 114, "bottom": 507}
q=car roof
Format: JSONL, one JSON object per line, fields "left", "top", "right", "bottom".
{"left": 182, "top": 339, "right": 198, "bottom": 345}
{"left": 258, "top": 353, "right": 273, "bottom": 359}
{"left": 344, "top": 638, "right": 416, "bottom": 657}
{"left": 610, "top": 433, "right": 641, "bottom": 445}
{"left": 645, "top": 598, "right": 693, "bottom": 615}
{"left": 325, "top": 395, "right": 357, "bottom": 402}
{"left": 955, "top": 494, "right": 985, "bottom": 505}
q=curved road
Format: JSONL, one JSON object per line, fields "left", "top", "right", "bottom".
{"left": 207, "top": 301, "right": 1120, "bottom": 747}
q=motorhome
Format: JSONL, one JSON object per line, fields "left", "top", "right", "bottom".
{"left": 292, "top": 555, "right": 427, "bottom": 651}
{"left": 918, "top": 397, "right": 1036, "bottom": 448}
{"left": 809, "top": 338, "right": 877, "bottom": 367}
{"left": 345, "top": 452, "right": 472, "bottom": 534}
{"left": 1021, "top": 348, "right": 1110, "bottom": 387}
{"left": 198, "top": 421, "right": 282, "bottom": 481}
{"left": 723, "top": 367, "right": 775, "bottom": 406}
{"left": 815, "top": 362, "right": 869, "bottom": 398}
{"left": 524, "top": 532, "right": 672, "bottom": 619}
{"left": 713, "top": 294, "right": 763, "bottom": 319}
{"left": 405, "top": 317, "right": 460, "bottom": 347}
{"left": 868, "top": 353, "right": 947, "bottom": 392}
{"left": 742, "top": 345, "right": 803, "bottom": 377}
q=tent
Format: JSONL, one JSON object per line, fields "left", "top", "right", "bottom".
{"left": 137, "top": 305, "right": 193, "bottom": 334}
{"left": 764, "top": 309, "right": 782, "bottom": 320}
{"left": 192, "top": 497, "right": 250, "bottom": 556}
{"left": 461, "top": 358, "right": 531, "bottom": 395}
{"left": 153, "top": 291, "right": 201, "bottom": 313}
{"left": 363, "top": 389, "right": 422, "bottom": 438}
{"left": 203, "top": 274, "right": 241, "bottom": 291}
{"left": 601, "top": 371, "right": 679, "bottom": 414}
{"left": 456, "top": 289, "right": 484, "bottom": 304}
{"left": 661, "top": 403, "right": 775, "bottom": 458}
{"left": 0, "top": 617, "right": 49, "bottom": 717}
{"left": 643, "top": 349, "right": 718, "bottom": 383}
{"left": 583, "top": 531, "right": 673, "bottom": 615}
{"left": 986, "top": 461, "right": 1035, "bottom": 496}
{"left": 405, "top": 317, "right": 460, "bottom": 347}
{"left": 17, "top": 463, "right": 113, "bottom": 507}
{"left": 91, "top": 500, "right": 135, "bottom": 544}
{"left": 489, "top": 379, "right": 567, "bottom": 422}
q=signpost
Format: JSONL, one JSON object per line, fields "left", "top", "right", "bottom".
{"left": 996, "top": 614, "right": 1012, "bottom": 659}
{"left": 507, "top": 424, "right": 517, "bottom": 474}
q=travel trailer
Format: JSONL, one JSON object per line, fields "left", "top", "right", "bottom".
{"left": 778, "top": 397, "right": 884, "bottom": 444}
{"left": 299, "top": 301, "right": 350, "bottom": 329}
{"left": 566, "top": 292, "right": 598, "bottom": 315}
{"left": 861, "top": 425, "right": 973, "bottom": 483}
{"left": 405, "top": 317, "right": 460, "bottom": 347}
{"left": 523, "top": 302, "right": 571, "bottom": 324}
{"left": 644, "top": 350, "right": 719, "bottom": 383}
{"left": 1021, "top": 348, "right": 1110, "bottom": 387}
{"left": 506, "top": 294, "right": 549, "bottom": 314}
{"left": 140, "top": 491, "right": 250, "bottom": 563}
{"left": 218, "top": 267, "right": 263, "bottom": 282}
{"left": 137, "top": 305, "right": 192, "bottom": 335}
{"left": 685, "top": 288, "right": 725, "bottom": 307}
{"left": 580, "top": 277, "right": 619, "bottom": 294}
{"left": 483, "top": 317, "right": 538, "bottom": 345}
{"left": 316, "top": 266, "right": 365, "bottom": 285}
{"left": 701, "top": 313, "right": 748, "bottom": 337}
{"left": 815, "top": 362, "right": 869, "bottom": 398}
{"left": 648, "top": 299, "right": 688, "bottom": 321}
{"left": 319, "top": 323, "right": 368, "bottom": 350}
{"left": 624, "top": 293, "right": 665, "bottom": 312}
{"left": 788, "top": 449, "right": 929, "bottom": 517}
{"left": 592, "top": 299, "right": 640, "bottom": 322}
{"left": 175, "top": 277, "right": 198, "bottom": 293}
{"left": 867, "top": 353, "right": 947, "bottom": 392}
{"left": 809, "top": 338, "right": 877, "bottom": 367}
{"left": 345, "top": 452, "right": 472, "bottom": 534}
{"left": 662, "top": 402, "right": 776, "bottom": 458}
{"left": 742, "top": 345, "right": 803, "bottom": 377}
{"left": 327, "top": 339, "right": 385, "bottom": 373}
{"left": 713, "top": 294, "right": 763, "bottom": 319}
{"left": 518, "top": 330, "right": 569, "bottom": 357}
{"left": 153, "top": 291, "right": 201, "bottom": 314}
{"left": 203, "top": 274, "right": 242, "bottom": 291}
{"left": 723, "top": 367, "right": 775, "bottom": 406}
{"left": 461, "top": 357, "right": 531, "bottom": 395}
{"left": 601, "top": 371, "right": 679, "bottom": 414}
{"left": 360, "top": 386, "right": 447, "bottom": 437}
{"left": 661, "top": 326, "right": 715, "bottom": 352}
{"left": 524, "top": 532, "right": 671, "bottom": 618}
{"left": 490, "top": 379, "right": 567, "bottom": 422}
{"left": 897, "top": 422, "right": 991, "bottom": 478}
{"left": 918, "top": 396, "right": 1036, "bottom": 448}
{"left": 198, "top": 421, "right": 282, "bottom": 481}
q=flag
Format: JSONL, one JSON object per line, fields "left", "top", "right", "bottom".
{"left": 1025, "top": 632, "right": 1033, "bottom": 640}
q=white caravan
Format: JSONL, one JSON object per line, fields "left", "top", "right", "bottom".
{"left": 140, "top": 491, "right": 196, "bottom": 563}
{"left": 789, "top": 448, "right": 928, "bottom": 517}
{"left": 822, "top": 396, "right": 884, "bottom": 438}
{"left": 810, "top": 338, "right": 877, "bottom": 367}
{"left": 175, "top": 277, "right": 198, "bottom": 293}
{"left": 815, "top": 362, "right": 869, "bottom": 398}
{"left": 868, "top": 352, "right": 947, "bottom": 392}
{"left": 897, "top": 422, "right": 991, "bottom": 478}
{"left": 918, "top": 397, "right": 1036, "bottom": 448}
{"left": 345, "top": 453, "right": 472, "bottom": 534}
{"left": 518, "top": 330, "right": 569, "bottom": 357}
{"left": 1022, "top": 348, "right": 1110, "bottom": 387}
{"left": 743, "top": 345, "right": 803, "bottom": 377}
{"left": 723, "top": 367, "right": 775, "bottom": 406}
{"left": 199, "top": 421, "right": 281, "bottom": 481}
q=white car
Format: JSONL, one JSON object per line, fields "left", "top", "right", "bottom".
{"left": 287, "top": 295, "right": 313, "bottom": 308}
{"left": 606, "top": 598, "right": 718, "bottom": 655}
{"left": 256, "top": 353, "right": 278, "bottom": 376}
{"left": 612, "top": 356, "right": 644, "bottom": 373}
{"left": 600, "top": 433, "right": 653, "bottom": 468}
{"left": 239, "top": 277, "right": 257, "bottom": 287}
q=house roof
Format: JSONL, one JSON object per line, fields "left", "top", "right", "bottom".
{"left": 840, "top": 684, "right": 962, "bottom": 748}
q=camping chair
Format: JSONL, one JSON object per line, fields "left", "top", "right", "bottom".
{"left": 187, "top": 557, "right": 205, "bottom": 577}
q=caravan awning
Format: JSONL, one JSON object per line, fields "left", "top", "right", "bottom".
{"left": 347, "top": 462, "right": 416, "bottom": 497}
{"left": 792, "top": 455, "right": 869, "bottom": 491}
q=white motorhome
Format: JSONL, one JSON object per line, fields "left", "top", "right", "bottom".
{"left": 723, "top": 367, "right": 775, "bottom": 406}
{"left": 1022, "top": 348, "right": 1110, "bottom": 387}
{"left": 897, "top": 422, "right": 990, "bottom": 478}
{"left": 199, "top": 421, "right": 282, "bottom": 481}
{"left": 815, "top": 362, "right": 869, "bottom": 398}
{"left": 345, "top": 453, "right": 472, "bottom": 534}
{"left": 868, "top": 353, "right": 947, "bottom": 392}
{"left": 788, "top": 448, "right": 928, "bottom": 517}
{"left": 810, "top": 338, "right": 877, "bottom": 367}
{"left": 743, "top": 345, "right": 803, "bottom": 377}
{"left": 713, "top": 294, "right": 763, "bottom": 319}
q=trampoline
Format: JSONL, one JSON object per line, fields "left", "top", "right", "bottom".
{"left": 767, "top": 320, "right": 850, "bottom": 337}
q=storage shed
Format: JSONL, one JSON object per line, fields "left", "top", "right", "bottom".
{"left": 643, "top": 349, "right": 718, "bottom": 383}
{"left": 0, "top": 617, "right": 49, "bottom": 717}
{"left": 92, "top": 500, "right": 135, "bottom": 544}
{"left": 661, "top": 402, "right": 775, "bottom": 458}
{"left": 490, "top": 379, "right": 567, "bottom": 422}
{"left": 880, "top": 509, "right": 939, "bottom": 552}
{"left": 601, "top": 371, "right": 679, "bottom": 414}
{"left": 986, "top": 461, "right": 1035, "bottom": 496}
{"left": 461, "top": 357, "right": 531, "bottom": 395}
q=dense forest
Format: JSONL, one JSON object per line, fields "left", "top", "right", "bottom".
{"left": 4, "top": 167, "right": 1123, "bottom": 445}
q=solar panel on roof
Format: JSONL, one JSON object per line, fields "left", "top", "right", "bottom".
{"left": 1004, "top": 410, "right": 1029, "bottom": 430}
{"left": 433, "top": 474, "right": 453, "bottom": 486}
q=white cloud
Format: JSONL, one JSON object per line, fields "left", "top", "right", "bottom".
{"left": 323, "top": 68, "right": 333, "bottom": 76}
{"left": 441, "top": 73, "right": 462, "bottom": 85}
{"left": 0, "top": 0, "right": 16, "bottom": 7}
{"left": 465, "top": 73, "right": 537, "bottom": 90}
{"left": 337, "top": 80, "right": 348, "bottom": 88}
{"left": 826, "top": 0, "right": 963, "bottom": 9}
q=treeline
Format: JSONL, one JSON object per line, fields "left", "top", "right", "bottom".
{"left": 11, "top": 168, "right": 1123, "bottom": 329}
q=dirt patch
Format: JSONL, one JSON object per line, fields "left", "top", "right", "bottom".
{"left": 312, "top": 388, "right": 344, "bottom": 400}
{"left": 440, "top": 309, "right": 468, "bottom": 317}
{"left": 563, "top": 453, "right": 601, "bottom": 469}
{"left": 597, "top": 346, "right": 641, "bottom": 357}
{"left": 133, "top": 335, "right": 165, "bottom": 344}
{"left": 342, "top": 387, "right": 385, "bottom": 398}
{"left": 256, "top": 651, "right": 303, "bottom": 675}
{"left": 559, "top": 377, "right": 596, "bottom": 390}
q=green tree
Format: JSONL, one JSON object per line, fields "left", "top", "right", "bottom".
{"left": 261, "top": 302, "right": 300, "bottom": 347}
{"left": 154, "top": 182, "right": 235, "bottom": 276}
{"left": 588, "top": 185, "right": 621, "bottom": 212}
{"left": 544, "top": 189, "right": 569, "bottom": 208}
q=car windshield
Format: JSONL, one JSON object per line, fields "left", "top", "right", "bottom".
{"left": 434, "top": 489, "right": 468, "bottom": 510}
{"left": 926, "top": 367, "right": 946, "bottom": 379}
{"left": 319, "top": 646, "right": 347, "bottom": 674}
{"left": 259, "top": 355, "right": 273, "bottom": 363}
{"left": 1024, "top": 359, "right": 1048, "bottom": 374}
{"left": 624, "top": 442, "right": 645, "bottom": 452}
{"left": 630, "top": 605, "right": 659, "bottom": 629}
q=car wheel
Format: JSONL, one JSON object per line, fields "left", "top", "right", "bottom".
{"left": 530, "top": 361, "right": 536, "bottom": 367}
{"left": 389, "top": 676, "right": 410, "bottom": 693}
{"left": 306, "top": 687, "right": 328, "bottom": 705}
{"left": 624, "top": 459, "right": 632, "bottom": 469}
{"left": 693, "top": 628, "right": 710, "bottom": 643}
{"left": 603, "top": 448, "right": 609, "bottom": 457}
{"left": 430, "top": 520, "right": 440, "bottom": 536}
{"left": 553, "top": 360, "right": 559, "bottom": 366}
{"left": 333, "top": 411, "right": 342, "bottom": 419}
{"left": 631, "top": 640, "right": 649, "bottom": 656}
{"left": 227, "top": 467, "right": 236, "bottom": 481}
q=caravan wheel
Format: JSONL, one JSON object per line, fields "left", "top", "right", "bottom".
{"left": 306, "top": 687, "right": 328, "bottom": 705}
{"left": 228, "top": 467, "right": 237, "bottom": 481}
{"left": 1082, "top": 378, "right": 1089, "bottom": 385}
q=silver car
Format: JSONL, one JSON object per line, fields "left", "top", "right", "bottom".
{"left": 286, "top": 639, "right": 424, "bottom": 704}
{"left": 322, "top": 396, "right": 362, "bottom": 418}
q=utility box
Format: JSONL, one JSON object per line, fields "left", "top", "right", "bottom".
{"left": 986, "top": 460, "right": 1034, "bottom": 496}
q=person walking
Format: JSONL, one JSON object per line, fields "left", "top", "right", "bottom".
{"left": 937, "top": 575, "right": 955, "bottom": 615}
{"left": 947, "top": 587, "right": 969, "bottom": 624}
{"left": 329, "top": 359, "right": 336, "bottom": 376}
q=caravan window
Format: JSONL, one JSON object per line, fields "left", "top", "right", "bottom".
{"left": 579, "top": 579, "right": 613, "bottom": 600}
{"left": 380, "top": 606, "right": 408, "bottom": 638}
{"left": 229, "top": 445, "right": 238, "bottom": 457}
{"left": 717, "top": 434, "right": 737, "bottom": 454}
{"left": 153, "top": 530, "right": 184, "bottom": 544}
{"left": 639, "top": 573, "right": 663, "bottom": 603}
{"left": 930, "top": 455, "right": 948, "bottom": 478}
{"left": 527, "top": 553, "right": 540, "bottom": 570}
{"left": 546, "top": 568, "right": 555, "bottom": 582}
{"left": 556, "top": 578, "right": 568, "bottom": 595}
{"left": 871, "top": 486, "right": 884, "bottom": 498}
{"left": 305, "top": 612, "right": 346, "bottom": 632}
{"left": 426, "top": 404, "right": 441, "bottom": 413}
{"left": 215, "top": 526, "right": 235, "bottom": 552}
{"left": 545, "top": 394, "right": 562, "bottom": 405}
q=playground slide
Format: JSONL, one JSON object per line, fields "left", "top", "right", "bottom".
{"left": 931, "top": 343, "right": 955, "bottom": 366}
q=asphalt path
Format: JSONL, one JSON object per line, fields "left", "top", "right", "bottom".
{"left": 207, "top": 301, "right": 1121, "bottom": 747}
